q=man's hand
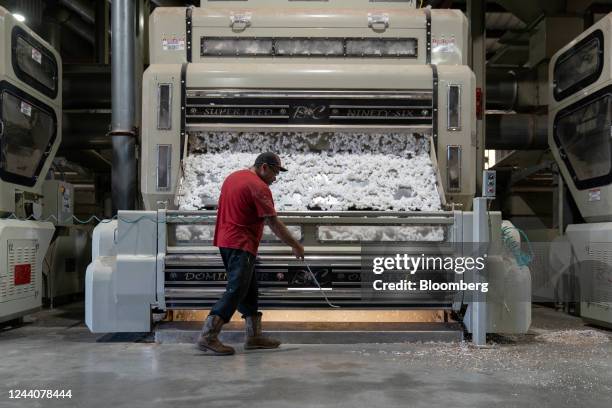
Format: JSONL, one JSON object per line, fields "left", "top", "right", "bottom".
{"left": 266, "top": 216, "right": 304, "bottom": 259}
{"left": 292, "top": 243, "right": 305, "bottom": 260}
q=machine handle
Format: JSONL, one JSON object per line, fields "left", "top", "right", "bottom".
{"left": 368, "top": 14, "right": 389, "bottom": 31}
{"left": 230, "top": 14, "right": 251, "bottom": 31}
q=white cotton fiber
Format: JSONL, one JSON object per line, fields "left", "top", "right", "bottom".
{"left": 180, "top": 132, "right": 441, "bottom": 212}
{"left": 176, "top": 132, "right": 443, "bottom": 242}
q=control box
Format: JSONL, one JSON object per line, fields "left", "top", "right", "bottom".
{"left": 483, "top": 170, "right": 496, "bottom": 198}
{"left": 42, "top": 180, "right": 74, "bottom": 226}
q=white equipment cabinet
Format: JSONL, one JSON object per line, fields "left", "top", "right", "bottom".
{"left": 549, "top": 13, "right": 612, "bottom": 327}
{"left": 0, "top": 7, "right": 62, "bottom": 324}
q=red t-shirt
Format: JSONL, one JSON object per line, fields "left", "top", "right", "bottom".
{"left": 213, "top": 169, "right": 277, "bottom": 255}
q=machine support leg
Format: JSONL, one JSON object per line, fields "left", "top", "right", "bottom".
{"left": 472, "top": 197, "right": 489, "bottom": 346}
{"left": 467, "top": 0, "right": 486, "bottom": 193}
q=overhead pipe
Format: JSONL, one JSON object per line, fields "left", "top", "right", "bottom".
{"left": 62, "top": 12, "right": 95, "bottom": 44}
{"left": 59, "top": 0, "right": 94, "bottom": 24}
{"left": 485, "top": 114, "right": 548, "bottom": 150}
{"left": 110, "top": 0, "right": 137, "bottom": 212}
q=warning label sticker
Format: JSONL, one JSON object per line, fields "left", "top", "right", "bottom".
{"left": 162, "top": 37, "right": 185, "bottom": 51}
{"left": 432, "top": 36, "right": 457, "bottom": 53}
{"left": 20, "top": 101, "right": 32, "bottom": 117}
{"left": 31, "top": 47, "right": 42, "bottom": 64}
{"left": 14, "top": 264, "right": 32, "bottom": 286}
{"left": 589, "top": 189, "right": 601, "bottom": 202}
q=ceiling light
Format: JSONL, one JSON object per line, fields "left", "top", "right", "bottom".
{"left": 13, "top": 13, "right": 26, "bottom": 23}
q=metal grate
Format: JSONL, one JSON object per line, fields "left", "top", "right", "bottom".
{"left": 587, "top": 243, "right": 612, "bottom": 303}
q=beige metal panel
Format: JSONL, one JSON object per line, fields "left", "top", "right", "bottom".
{"left": 0, "top": 7, "right": 62, "bottom": 211}
{"left": 0, "top": 7, "right": 62, "bottom": 107}
{"left": 548, "top": 14, "right": 612, "bottom": 222}
{"left": 192, "top": 5, "right": 425, "bottom": 29}
{"left": 141, "top": 64, "right": 183, "bottom": 210}
{"left": 0, "top": 8, "right": 7, "bottom": 80}
{"left": 549, "top": 14, "right": 612, "bottom": 113}
{"left": 549, "top": 133, "right": 612, "bottom": 222}
{"left": 149, "top": 7, "right": 187, "bottom": 64}
{"left": 198, "top": 0, "right": 417, "bottom": 11}
{"left": 150, "top": 6, "right": 466, "bottom": 65}
{"left": 185, "top": 61, "right": 433, "bottom": 89}
{"left": 431, "top": 9, "right": 469, "bottom": 65}
{"left": 141, "top": 63, "right": 476, "bottom": 210}
{"left": 437, "top": 65, "right": 476, "bottom": 210}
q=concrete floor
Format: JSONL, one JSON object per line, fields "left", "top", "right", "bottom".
{"left": 1, "top": 304, "right": 611, "bottom": 408}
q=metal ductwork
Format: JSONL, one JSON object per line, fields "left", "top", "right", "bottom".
{"left": 110, "top": 0, "right": 137, "bottom": 212}
{"left": 62, "top": 111, "right": 111, "bottom": 150}
{"left": 63, "top": 65, "right": 111, "bottom": 109}
{"left": 486, "top": 114, "right": 548, "bottom": 150}
{"left": 494, "top": 0, "right": 565, "bottom": 26}
{"left": 62, "top": 12, "right": 95, "bottom": 44}
{"left": 485, "top": 68, "right": 541, "bottom": 112}
{"left": 486, "top": 69, "right": 518, "bottom": 111}
{"left": 59, "top": 0, "right": 94, "bottom": 24}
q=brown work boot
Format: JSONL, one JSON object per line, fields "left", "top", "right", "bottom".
{"left": 196, "top": 315, "right": 235, "bottom": 355}
{"left": 244, "top": 312, "right": 281, "bottom": 350}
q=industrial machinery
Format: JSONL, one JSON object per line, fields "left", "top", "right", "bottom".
{"left": 86, "top": 0, "right": 531, "bottom": 339}
{"left": 0, "top": 7, "right": 60, "bottom": 324}
{"left": 41, "top": 179, "right": 91, "bottom": 307}
{"left": 549, "top": 13, "right": 612, "bottom": 328}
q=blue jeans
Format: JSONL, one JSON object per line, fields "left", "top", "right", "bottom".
{"left": 210, "top": 247, "right": 259, "bottom": 322}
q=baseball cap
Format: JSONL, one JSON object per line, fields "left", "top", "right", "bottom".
{"left": 254, "top": 152, "right": 288, "bottom": 172}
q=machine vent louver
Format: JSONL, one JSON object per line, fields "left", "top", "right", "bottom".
{"left": 1, "top": 240, "right": 37, "bottom": 302}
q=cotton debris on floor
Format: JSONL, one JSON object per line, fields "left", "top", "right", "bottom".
{"left": 179, "top": 132, "right": 441, "bottom": 212}
{"left": 535, "top": 329, "right": 610, "bottom": 346}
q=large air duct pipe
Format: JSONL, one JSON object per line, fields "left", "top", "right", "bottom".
{"left": 486, "top": 114, "right": 548, "bottom": 150}
{"left": 62, "top": 111, "right": 111, "bottom": 150}
{"left": 486, "top": 68, "right": 541, "bottom": 112}
{"left": 110, "top": 0, "right": 137, "bottom": 212}
{"left": 486, "top": 70, "right": 518, "bottom": 111}
{"left": 63, "top": 65, "right": 111, "bottom": 109}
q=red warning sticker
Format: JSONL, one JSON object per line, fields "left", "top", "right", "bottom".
{"left": 14, "top": 264, "right": 32, "bottom": 285}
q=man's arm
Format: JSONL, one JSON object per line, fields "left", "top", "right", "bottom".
{"left": 265, "top": 216, "right": 305, "bottom": 259}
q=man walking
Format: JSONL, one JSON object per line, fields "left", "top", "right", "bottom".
{"left": 197, "top": 152, "right": 305, "bottom": 355}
